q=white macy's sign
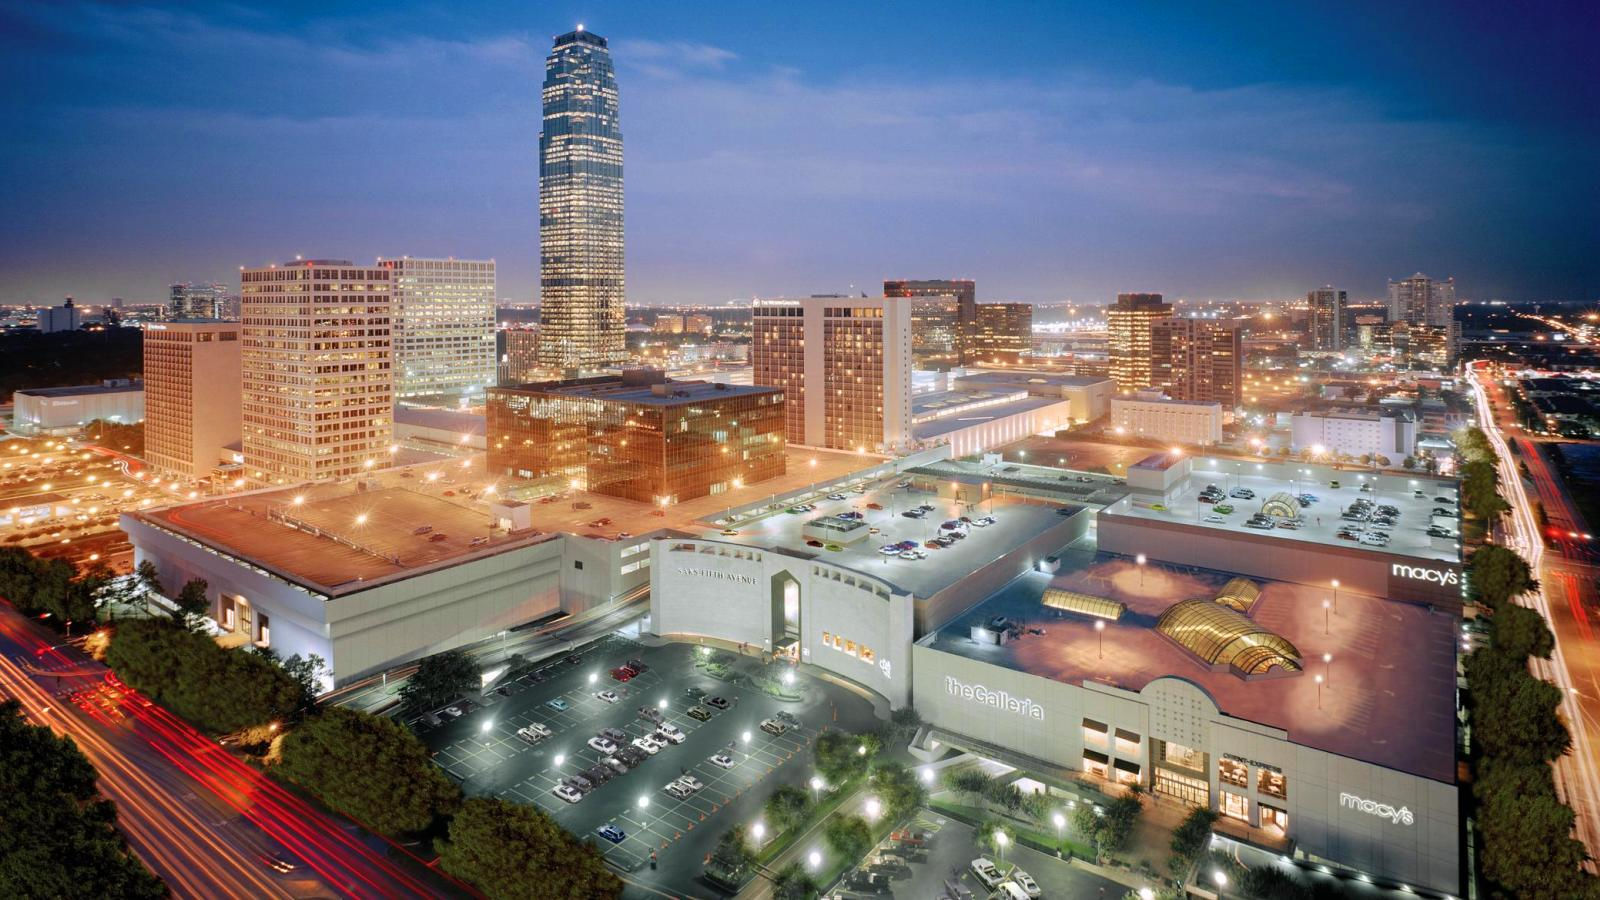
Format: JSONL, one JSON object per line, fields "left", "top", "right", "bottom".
{"left": 1390, "top": 563, "right": 1459, "bottom": 586}
{"left": 944, "top": 676, "right": 1044, "bottom": 720}
{"left": 1339, "top": 792, "right": 1414, "bottom": 826}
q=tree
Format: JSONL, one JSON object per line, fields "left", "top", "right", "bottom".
{"left": 885, "top": 706, "right": 922, "bottom": 744}
{"left": 982, "top": 777, "right": 1024, "bottom": 812}
{"left": 1169, "top": 806, "right": 1219, "bottom": 876}
{"left": 765, "top": 784, "right": 812, "bottom": 834}
{"left": 1096, "top": 792, "right": 1144, "bottom": 854}
{"left": 1468, "top": 545, "right": 1538, "bottom": 610}
{"left": 1474, "top": 759, "right": 1597, "bottom": 897}
{"left": 1461, "top": 459, "right": 1509, "bottom": 522}
{"left": 279, "top": 653, "right": 329, "bottom": 713}
{"left": 135, "top": 559, "right": 164, "bottom": 601}
{"left": 276, "top": 707, "right": 460, "bottom": 837}
{"left": 174, "top": 577, "right": 210, "bottom": 631}
{"left": 1403, "top": 455, "right": 1417, "bottom": 470}
{"left": 0, "top": 700, "right": 165, "bottom": 899}
{"left": 1493, "top": 603, "right": 1555, "bottom": 660}
{"left": 813, "top": 730, "right": 879, "bottom": 784}
{"left": 1469, "top": 661, "right": 1571, "bottom": 766}
{"left": 437, "top": 796, "right": 621, "bottom": 899}
{"left": 823, "top": 814, "right": 873, "bottom": 861}
{"left": 1237, "top": 866, "right": 1310, "bottom": 900}
{"left": 976, "top": 819, "right": 1015, "bottom": 856}
{"left": 770, "top": 861, "right": 818, "bottom": 900}
{"left": 869, "top": 761, "right": 927, "bottom": 821}
{"left": 398, "top": 649, "right": 480, "bottom": 716}
{"left": 1070, "top": 803, "right": 1100, "bottom": 843}
{"left": 106, "top": 618, "right": 303, "bottom": 733}
{"left": 942, "top": 767, "right": 992, "bottom": 805}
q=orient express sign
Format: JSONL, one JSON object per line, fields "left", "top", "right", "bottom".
{"left": 1339, "top": 792, "right": 1414, "bottom": 826}
{"left": 944, "top": 676, "right": 1044, "bottom": 720}
{"left": 675, "top": 567, "right": 758, "bottom": 586}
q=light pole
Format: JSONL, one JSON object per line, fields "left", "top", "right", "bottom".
{"left": 1322, "top": 599, "right": 1331, "bottom": 635}
{"left": 752, "top": 821, "right": 766, "bottom": 848}
{"left": 1136, "top": 553, "right": 1146, "bottom": 588}
{"left": 638, "top": 795, "right": 650, "bottom": 831}
{"left": 1322, "top": 652, "right": 1332, "bottom": 688}
{"left": 994, "top": 830, "right": 1009, "bottom": 865}
{"left": 1095, "top": 619, "right": 1106, "bottom": 659}
{"left": 1051, "top": 812, "right": 1065, "bottom": 856}
{"left": 1314, "top": 674, "right": 1324, "bottom": 709}
{"left": 1331, "top": 578, "right": 1340, "bottom": 613}
{"left": 810, "top": 775, "right": 824, "bottom": 801}
{"left": 1213, "top": 869, "right": 1229, "bottom": 898}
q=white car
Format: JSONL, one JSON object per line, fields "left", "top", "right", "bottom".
{"left": 1009, "top": 870, "right": 1041, "bottom": 898}
{"left": 994, "top": 883, "right": 1029, "bottom": 900}
{"left": 553, "top": 785, "right": 584, "bottom": 803}
{"left": 1204, "top": 514, "right": 1224, "bottom": 523}
{"left": 969, "top": 858, "right": 1004, "bottom": 889}
{"left": 655, "top": 724, "right": 687, "bottom": 744}
{"left": 827, "top": 493, "right": 846, "bottom": 501}
{"left": 587, "top": 736, "right": 618, "bottom": 754}
{"left": 664, "top": 781, "right": 693, "bottom": 800}
{"left": 972, "top": 516, "right": 996, "bottom": 527}
{"left": 674, "top": 774, "right": 704, "bottom": 792}
{"left": 595, "top": 690, "right": 620, "bottom": 703}
{"left": 898, "top": 550, "right": 920, "bottom": 560}
{"left": 709, "top": 753, "right": 736, "bottom": 769}
{"left": 632, "top": 736, "right": 662, "bottom": 755}
{"left": 516, "top": 726, "right": 545, "bottom": 745}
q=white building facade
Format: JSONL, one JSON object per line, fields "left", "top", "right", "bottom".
{"left": 1290, "top": 412, "right": 1417, "bottom": 462}
{"left": 1111, "top": 397, "right": 1223, "bottom": 445}
{"left": 380, "top": 257, "right": 496, "bottom": 399}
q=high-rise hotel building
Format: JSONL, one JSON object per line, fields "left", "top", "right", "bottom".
{"left": 378, "top": 257, "right": 496, "bottom": 399}
{"left": 1387, "top": 273, "right": 1456, "bottom": 327}
{"left": 538, "top": 27, "right": 625, "bottom": 373}
{"left": 143, "top": 320, "right": 242, "bottom": 479}
{"left": 1107, "top": 292, "right": 1172, "bottom": 393}
{"left": 1150, "top": 318, "right": 1243, "bottom": 409}
{"left": 239, "top": 260, "right": 393, "bottom": 484}
{"left": 752, "top": 297, "right": 912, "bottom": 453}
{"left": 1307, "top": 287, "right": 1347, "bottom": 351}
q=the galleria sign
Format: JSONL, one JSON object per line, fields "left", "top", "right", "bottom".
{"left": 675, "top": 567, "right": 758, "bottom": 586}
{"left": 1390, "top": 563, "right": 1459, "bottom": 586}
{"left": 945, "top": 676, "right": 1044, "bottom": 720}
{"left": 1339, "top": 792, "right": 1414, "bottom": 826}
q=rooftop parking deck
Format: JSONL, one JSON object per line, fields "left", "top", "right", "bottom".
{"left": 923, "top": 546, "right": 1459, "bottom": 781}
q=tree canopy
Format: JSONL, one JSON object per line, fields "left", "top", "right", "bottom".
{"left": 764, "top": 784, "right": 812, "bottom": 834}
{"left": 812, "top": 730, "right": 880, "bottom": 784}
{"left": 437, "top": 796, "right": 621, "bottom": 899}
{"left": 399, "top": 649, "right": 480, "bottom": 716}
{"left": 1468, "top": 544, "right": 1538, "bottom": 609}
{"left": 823, "top": 814, "right": 872, "bottom": 861}
{"left": 105, "top": 618, "right": 303, "bottom": 733}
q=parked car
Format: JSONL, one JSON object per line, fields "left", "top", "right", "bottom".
{"left": 587, "top": 736, "right": 618, "bottom": 754}
{"left": 546, "top": 698, "right": 570, "bottom": 712}
{"left": 600, "top": 727, "right": 628, "bottom": 743}
{"left": 969, "top": 858, "right": 1004, "bottom": 889}
{"left": 902, "top": 509, "right": 925, "bottom": 519}
{"left": 675, "top": 774, "right": 704, "bottom": 791}
{"left": 665, "top": 781, "right": 693, "bottom": 800}
{"left": 638, "top": 705, "right": 664, "bottom": 724}
{"left": 1009, "top": 870, "right": 1041, "bottom": 898}
{"left": 1204, "top": 514, "right": 1224, "bottom": 523}
{"left": 610, "top": 666, "right": 634, "bottom": 682}
{"left": 706, "top": 695, "right": 732, "bottom": 709}
{"left": 709, "top": 753, "right": 736, "bottom": 769}
{"left": 827, "top": 493, "right": 847, "bottom": 501}
{"left": 760, "top": 717, "right": 788, "bottom": 736}
{"left": 595, "top": 690, "right": 619, "bottom": 703}
{"left": 1214, "top": 504, "right": 1234, "bottom": 515}
{"left": 655, "top": 723, "right": 687, "bottom": 744}
{"left": 631, "top": 736, "right": 662, "bottom": 755}
{"left": 687, "top": 705, "right": 713, "bottom": 721}
{"left": 596, "top": 824, "right": 626, "bottom": 844}
{"left": 553, "top": 784, "right": 584, "bottom": 803}
{"left": 1229, "top": 488, "right": 1255, "bottom": 499}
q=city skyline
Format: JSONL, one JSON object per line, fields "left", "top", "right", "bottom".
{"left": 0, "top": 2, "right": 1594, "bottom": 307}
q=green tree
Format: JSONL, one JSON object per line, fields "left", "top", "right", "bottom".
{"left": 765, "top": 784, "right": 812, "bottom": 834}
{"left": 1468, "top": 544, "right": 1538, "bottom": 610}
{"left": 1097, "top": 791, "right": 1144, "bottom": 854}
{"left": 1474, "top": 760, "right": 1598, "bottom": 897}
{"left": 982, "top": 778, "right": 1024, "bottom": 812}
{"left": 436, "top": 796, "right": 621, "bottom": 899}
{"left": 1169, "top": 806, "right": 1219, "bottom": 876}
{"left": 135, "top": 559, "right": 164, "bottom": 603}
{"left": 1460, "top": 459, "right": 1508, "bottom": 522}
{"left": 1237, "top": 866, "right": 1310, "bottom": 900}
{"left": 976, "top": 819, "right": 1015, "bottom": 856}
{"left": 173, "top": 577, "right": 209, "bottom": 632}
{"left": 942, "top": 767, "right": 992, "bottom": 805}
{"left": 813, "top": 730, "right": 879, "bottom": 784}
{"left": 885, "top": 706, "right": 922, "bottom": 744}
{"left": 1493, "top": 603, "right": 1555, "bottom": 660}
{"left": 0, "top": 700, "right": 165, "bottom": 899}
{"left": 1070, "top": 802, "right": 1100, "bottom": 842}
{"left": 823, "top": 814, "right": 873, "bottom": 861}
{"left": 1469, "top": 661, "right": 1571, "bottom": 766}
{"left": 770, "top": 861, "right": 818, "bottom": 900}
{"left": 106, "top": 618, "right": 303, "bottom": 733}
{"left": 398, "top": 649, "right": 480, "bottom": 716}
{"left": 869, "top": 761, "right": 927, "bottom": 821}
{"left": 275, "top": 707, "right": 460, "bottom": 837}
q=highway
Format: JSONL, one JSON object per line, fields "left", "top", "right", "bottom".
{"left": 0, "top": 606, "right": 469, "bottom": 898}
{"left": 1467, "top": 363, "right": 1600, "bottom": 863}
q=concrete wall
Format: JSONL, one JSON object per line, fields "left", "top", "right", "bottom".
{"left": 910, "top": 645, "right": 1459, "bottom": 896}
{"left": 917, "top": 508, "right": 1092, "bottom": 634}
{"left": 14, "top": 388, "right": 145, "bottom": 434}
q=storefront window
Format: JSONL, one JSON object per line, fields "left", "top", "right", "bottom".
{"left": 1158, "top": 740, "right": 1206, "bottom": 775}
{"left": 1114, "top": 728, "right": 1141, "bottom": 757}
{"left": 1082, "top": 749, "right": 1109, "bottom": 779}
{"left": 1082, "top": 718, "right": 1108, "bottom": 746}
{"left": 1153, "top": 769, "right": 1209, "bottom": 806}
{"left": 1260, "top": 804, "right": 1288, "bottom": 837}
{"left": 1113, "top": 759, "right": 1141, "bottom": 786}
{"left": 1221, "top": 791, "right": 1249, "bottom": 822}
{"left": 1219, "top": 758, "right": 1249, "bottom": 789}
{"left": 1258, "top": 769, "right": 1286, "bottom": 800}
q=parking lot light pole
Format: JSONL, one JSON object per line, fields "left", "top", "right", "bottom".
{"left": 638, "top": 796, "right": 649, "bottom": 831}
{"left": 1051, "top": 812, "right": 1065, "bottom": 855}
{"left": 1322, "top": 599, "right": 1331, "bottom": 635}
{"left": 1331, "top": 578, "right": 1340, "bottom": 613}
{"left": 1323, "top": 653, "right": 1332, "bottom": 688}
{"left": 1135, "top": 553, "right": 1146, "bottom": 588}
{"left": 994, "top": 830, "right": 1008, "bottom": 865}
{"left": 1095, "top": 619, "right": 1106, "bottom": 659}
{"left": 1314, "top": 674, "right": 1324, "bottom": 709}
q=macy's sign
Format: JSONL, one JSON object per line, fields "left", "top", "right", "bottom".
{"left": 1339, "top": 792, "right": 1414, "bottom": 826}
{"left": 1390, "top": 563, "right": 1459, "bottom": 586}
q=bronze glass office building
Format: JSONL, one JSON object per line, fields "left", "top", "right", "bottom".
{"left": 486, "top": 372, "right": 785, "bottom": 504}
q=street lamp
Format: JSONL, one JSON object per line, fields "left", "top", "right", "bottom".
{"left": 994, "top": 830, "right": 1009, "bottom": 864}
{"left": 1135, "top": 553, "right": 1146, "bottom": 588}
{"left": 1139, "top": 889, "right": 1155, "bottom": 900}
{"left": 865, "top": 797, "right": 882, "bottom": 821}
{"left": 1095, "top": 619, "right": 1106, "bottom": 659}
{"left": 638, "top": 795, "right": 650, "bottom": 830}
{"left": 554, "top": 753, "right": 565, "bottom": 767}
{"left": 1051, "top": 811, "right": 1065, "bottom": 853}
{"left": 810, "top": 776, "right": 825, "bottom": 800}
{"left": 807, "top": 850, "right": 822, "bottom": 870}
{"left": 589, "top": 672, "right": 598, "bottom": 685}
{"left": 1322, "top": 599, "right": 1331, "bottom": 635}
{"left": 752, "top": 822, "right": 766, "bottom": 846}
{"left": 1213, "top": 870, "right": 1229, "bottom": 893}
{"left": 1331, "top": 578, "right": 1340, "bottom": 613}
{"left": 1314, "top": 674, "right": 1324, "bottom": 709}
{"left": 921, "top": 767, "right": 934, "bottom": 784}
{"left": 1322, "top": 653, "right": 1332, "bottom": 688}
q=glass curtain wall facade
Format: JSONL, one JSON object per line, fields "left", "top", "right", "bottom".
{"left": 1107, "top": 292, "right": 1171, "bottom": 393}
{"left": 380, "top": 258, "right": 496, "bottom": 399}
{"left": 969, "top": 302, "right": 1034, "bottom": 360}
{"left": 909, "top": 297, "right": 962, "bottom": 369}
{"left": 885, "top": 279, "right": 976, "bottom": 364}
{"left": 538, "top": 28, "right": 625, "bottom": 373}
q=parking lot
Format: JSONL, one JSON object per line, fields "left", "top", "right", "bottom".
{"left": 419, "top": 635, "right": 879, "bottom": 891}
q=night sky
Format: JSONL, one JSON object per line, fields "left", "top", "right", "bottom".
{"left": 1, "top": 0, "right": 1594, "bottom": 306}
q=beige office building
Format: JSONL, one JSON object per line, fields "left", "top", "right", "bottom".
{"left": 143, "top": 320, "right": 242, "bottom": 479}
{"left": 752, "top": 296, "right": 912, "bottom": 453}
{"left": 240, "top": 260, "right": 393, "bottom": 484}
{"left": 1107, "top": 292, "right": 1172, "bottom": 393}
{"left": 379, "top": 257, "right": 496, "bottom": 399}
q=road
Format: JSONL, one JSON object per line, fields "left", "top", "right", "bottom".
{"left": 0, "top": 606, "right": 469, "bottom": 898}
{"left": 1467, "top": 363, "right": 1600, "bottom": 863}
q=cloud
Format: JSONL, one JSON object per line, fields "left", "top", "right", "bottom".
{"left": 615, "top": 38, "right": 738, "bottom": 70}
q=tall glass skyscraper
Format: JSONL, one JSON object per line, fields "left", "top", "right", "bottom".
{"left": 538, "top": 26, "right": 624, "bottom": 373}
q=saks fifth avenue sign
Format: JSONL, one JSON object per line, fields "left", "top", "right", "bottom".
{"left": 945, "top": 676, "right": 1044, "bottom": 720}
{"left": 675, "top": 568, "right": 758, "bottom": 586}
{"left": 1390, "top": 563, "right": 1459, "bottom": 587}
{"left": 1339, "top": 792, "right": 1414, "bottom": 826}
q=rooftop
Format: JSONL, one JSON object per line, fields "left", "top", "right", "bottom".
{"left": 923, "top": 546, "right": 1458, "bottom": 781}
{"left": 952, "top": 369, "right": 1113, "bottom": 389}
{"left": 17, "top": 381, "right": 143, "bottom": 398}
{"left": 912, "top": 394, "right": 1072, "bottom": 441}
{"left": 394, "top": 405, "right": 487, "bottom": 435}
{"left": 498, "top": 375, "right": 777, "bottom": 407}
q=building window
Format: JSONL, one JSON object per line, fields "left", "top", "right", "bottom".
{"left": 573, "top": 560, "right": 583, "bottom": 570}
{"left": 1082, "top": 718, "right": 1108, "bottom": 746}
{"left": 1221, "top": 791, "right": 1249, "bottom": 822}
{"left": 1156, "top": 740, "right": 1206, "bottom": 775}
{"left": 1112, "top": 758, "right": 1141, "bottom": 786}
{"left": 1113, "top": 728, "right": 1141, "bottom": 757}
{"left": 1082, "top": 749, "right": 1109, "bottom": 779}
{"left": 1218, "top": 758, "right": 1249, "bottom": 789}
{"left": 1260, "top": 804, "right": 1288, "bottom": 837}
{"left": 1258, "top": 768, "right": 1287, "bottom": 800}
{"left": 1153, "top": 769, "right": 1209, "bottom": 806}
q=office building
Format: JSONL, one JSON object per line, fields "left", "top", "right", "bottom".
{"left": 969, "top": 303, "right": 1033, "bottom": 360}
{"left": 143, "top": 321, "right": 242, "bottom": 479}
{"left": 379, "top": 257, "right": 496, "bottom": 399}
{"left": 538, "top": 27, "right": 625, "bottom": 372}
{"left": 1307, "top": 287, "right": 1347, "bottom": 351}
{"left": 1290, "top": 410, "right": 1418, "bottom": 462}
{"left": 752, "top": 296, "right": 912, "bottom": 452}
{"left": 239, "top": 260, "right": 393, "bottom": 484}
{"left": 1107, "top": 292, "right": 1171, "bottom": 393}
{"left": 487, "top": 371, "right": 785, "bottom": 504}
{"left": 168, "top": 282, "right": 230, "bottom": 320}
{"left": 497, "top": 327, "right": 540, "bottom": 385}
{"left": 1151, "top": 318, "right": 1242, "bottom": 408}
{"left": 38, "top": 298, "right": 82, "bottom": 333}
{"left": 1111, "top": 396, "right": 1223, "bottom": 445}
{"left": 885, "top": 279, "right": 976, "bottom": 363}
{"left": 13, "top": 380, "right": 143, "bottom": 435}
{"left": 908, "top": 297, "right": 963, "bottom": 369}
{"left": 1387, "top": 274, "right": 1456, "bottom": 327}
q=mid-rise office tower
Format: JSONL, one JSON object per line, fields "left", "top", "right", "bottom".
{"left": 143, "top": 320, "right": 242, "bottom": 479}
{"left": 752, "top": 297, "right": 912, "bottom": 453}
{"left": 169, "top": 282, "right": 230, "bottom": 319}
{"left": 970, "top": 303, "right": 1034, "bottom": 359}
{"left": 538, "top": 27, "right": 624, "bottom": 373}
{"left": 239, "top": 260, "right": 393, "bottom": 484}
{"left": 1151, "top": 318, "right": 1242, "bottom": 409}
{"left": 497, "top": 327, "right": 540, "bottom": 385}
{"left": 1387, "top": 273, "right": 1456, "bottom": 327}
{"left": 1307, "top": 287, "right": 1347, "bottom": 351}
{"left": 378, "top": 257, "right": 496, "bottom": 399}
{"left": 884, "top": 279, "right": 976, "bottom": 363}
{"left": 1107, "top": 292, "right": 1172, "bottom": 393}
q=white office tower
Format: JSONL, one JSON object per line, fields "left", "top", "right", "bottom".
{"left": 1387, "top": 273, "right": 1456, "bottom": 327}
{"left": 379, "top": 257, "right": 496, "bottom": 399}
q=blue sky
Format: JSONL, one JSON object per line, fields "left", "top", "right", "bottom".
{"left": 0, "top": 0, "right": 1594, "bottom": 305}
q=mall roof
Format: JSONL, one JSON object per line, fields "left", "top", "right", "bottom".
{"left": 952, "top": 370, "right": 1113, "bottom": 389}
{"left": 17, "top": 381, "right": 143, "bottom": 398}
{"left": 394, "top": 405, "right": 487, "bottom": 435}
{"left": 922, "top": 548, "right": 1458, "bottom": 781}
{"left": 911, "top": 394, "right": 1070, "bottom": 441}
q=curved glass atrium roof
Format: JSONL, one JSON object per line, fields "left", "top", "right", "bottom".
{"left": 1214, "top": 577, "right": 1262, "bottom": 612}
{"left": 1156, "top": 599, "right": 1302, "bottom": 675}
{"left": 1259, "top": 492, "right": 1301, "bottom": 518}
